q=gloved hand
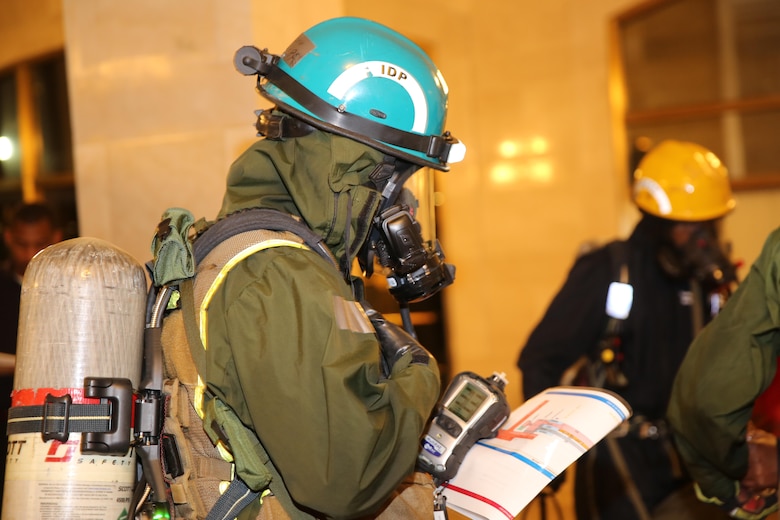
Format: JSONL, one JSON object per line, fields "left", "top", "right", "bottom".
{"left": 721, "top": 484, "right": 778, "bottom": 519}
{"left": 695, "top": 481, "right": 778, "bottom": 520}
{"left": 361, "top": 301, "right": 433, "bottom": 376}
{"left": 715, "top": 424, "right": 780, "bottom": 520}
{"left": 742, "top": 424, "right": 778, "bottom": 492}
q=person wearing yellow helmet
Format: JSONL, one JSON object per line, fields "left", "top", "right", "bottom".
{"left": 518, "top": 140, "right": 737, "bottom": 519}
{"left": 633, "top": 140, "right": 737, "bottom": 288}
{"left": 633, "top": 140, "right": 736, "bottom": 222}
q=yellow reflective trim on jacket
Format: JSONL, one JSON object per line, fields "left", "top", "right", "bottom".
{"left": 199, "top": 238, "right": 310, "bottom": 351}
{"left": 195, "top": 375, "right": 206, "bottom": 420}
{"left": 194, "top": 238, "right": 310, "bottom": 421}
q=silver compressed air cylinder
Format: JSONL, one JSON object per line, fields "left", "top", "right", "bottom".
{"left": 4, "top": 237, "right": 147, "bottom": 520}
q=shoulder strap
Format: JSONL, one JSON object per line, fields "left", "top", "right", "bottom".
{"left": 140, "top": 208, "right": 334, "bottom": 520}
{"left": 193, "top": 208, "right": 337, "bottom": 268}
{"left": 178, "top": 209, "right": 330, "bottom": 519}
{"left": 174, "top": 207, "right": 340, "bottom": 376}
{"left": 592, "top": 240, "right": 631, "bottom": 388}
{"left": 148, "top": 207, "right": 337, "bottom": 292}
{"left": 605, "top": 240, "right": 629, "bottom": 286}
{"left": 179, "top": 279, "right": 205, "bottom": 375}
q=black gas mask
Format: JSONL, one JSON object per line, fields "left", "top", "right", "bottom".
{"left": 359, "top": 165, "right": 455, "bottom": 304}
{"left": 657, "top": 219, "right": 737, "bottom": 291}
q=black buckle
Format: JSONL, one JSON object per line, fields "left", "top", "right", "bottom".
{"left": 42, "top": 393, "right": 72, "bottom": 443}
{"left": 82, "top": 377, "right": 134, "bottom": 455}
{"left": 255, "top": 109, "right": 284, "bottom": 139}
{"left": 255, "top": 109, "right": 314, "bottom": 139}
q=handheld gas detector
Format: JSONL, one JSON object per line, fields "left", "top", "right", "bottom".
{"left": 418, "top": 371, "right": 510, "bottom": 484}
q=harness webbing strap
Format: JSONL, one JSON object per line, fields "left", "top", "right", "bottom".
{"left": 205, "top": 478, "right": 260, "bottom": 520}
{"left": 7, "top": 402, "right": 112, "bottom": 436}
{"left": 147, "top": 208, "right": 337, "bottom": 520}
{"left": 179, "top": 278, "right": 205, "bottom": 377}
{"left": 193, "top": 208, "right": 337, "bottom": 269}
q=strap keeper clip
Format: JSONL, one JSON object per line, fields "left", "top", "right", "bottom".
{"left": 42, "top": 393, "right": 72, "bottom": 443}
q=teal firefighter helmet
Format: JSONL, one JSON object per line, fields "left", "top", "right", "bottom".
{"left": 234, "top": 17, "right": 466, "bottom": 171}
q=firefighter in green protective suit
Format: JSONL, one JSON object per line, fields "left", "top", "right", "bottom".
{"left": 668, "top": 228, "right": 780, "bottom": 520}
{"left": 153, "top": 17, "right": 467, "bottom": 520}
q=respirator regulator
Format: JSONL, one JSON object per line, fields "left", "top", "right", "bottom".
{"left": 364, "top": 166, "right": 455, "bottom": 304}
{"left": 658, "top": 219, "right": 737, "bottom": 290}
{"left": 680, "top": 224, "right": 737, "bottom": 288}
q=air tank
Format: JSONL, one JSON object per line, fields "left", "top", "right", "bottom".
{"left": 3, "top": 237, "right": 146, "bottom": 520}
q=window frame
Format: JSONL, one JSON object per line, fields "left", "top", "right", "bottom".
{"left": 611, "top": 0, "right": 780, "bottom": 191}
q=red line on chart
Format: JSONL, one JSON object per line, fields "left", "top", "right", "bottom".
{"left": 444, "top": 483, "right": 514, "bottom": 520}
{"left": 496, "top": 399, "right": 548, "bottom": 440}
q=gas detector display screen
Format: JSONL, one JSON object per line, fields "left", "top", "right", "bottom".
{"left": 447, "top": 382, "right": 488, "bottom": 422}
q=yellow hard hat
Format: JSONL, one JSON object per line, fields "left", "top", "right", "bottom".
{"left": 632, "top": 140, "right": 736, "bottom": 222}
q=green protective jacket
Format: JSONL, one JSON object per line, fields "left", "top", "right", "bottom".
{"left": 667, "top": 226, "right": 780, "bottom": 501}
{"left": 200, "top": 128, "right": 441, "bottom": 518}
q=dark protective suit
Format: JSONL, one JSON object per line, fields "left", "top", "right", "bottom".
{"left": 517, "top": 216, "right": 729, "bottom": 519}
{"left": 188, "top": 130, "right": 441, "bottom": 519}
{"left": 668, "top": 226, "right": 780, "bottom": 503}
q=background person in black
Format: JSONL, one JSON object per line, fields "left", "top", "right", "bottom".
{"left": 518, "top": 140, "right": 737, "bottom": 520}
{"left": 0, "top": 202, "right": 62, "bottom": 508}
{"left": 0, "top": 203, "right": 63, "bottom": 356}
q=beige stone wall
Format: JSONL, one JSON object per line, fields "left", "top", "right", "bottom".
{"left": 4, "top": 2, "right": 780, "bottom": 517}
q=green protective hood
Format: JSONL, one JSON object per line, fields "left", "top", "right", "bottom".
{"left": 218, "top": 129, "right": 384, "bottom": 266}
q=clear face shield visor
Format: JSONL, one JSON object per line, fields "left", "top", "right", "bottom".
{"left": 368, "top": 167, "right": 455, "bottom": 303}
{"left": 400, "top": 167, "right": 437, "bottom": 246}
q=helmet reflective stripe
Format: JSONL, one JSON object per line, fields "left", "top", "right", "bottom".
{"left": 633, "top": 177, "right": 672, "bottom": 216}
{"left": 327, "top": 61, "right": 429, "bottom": 133}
